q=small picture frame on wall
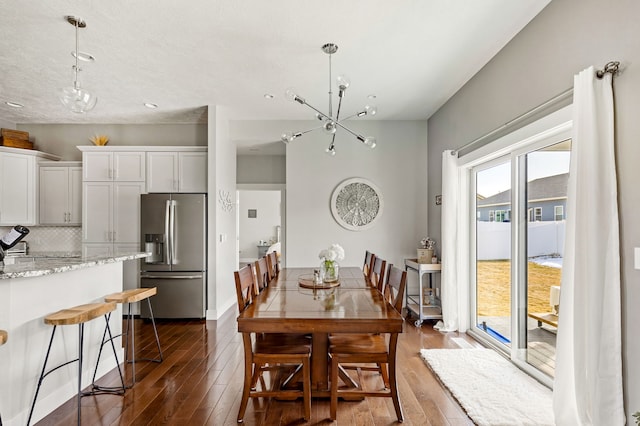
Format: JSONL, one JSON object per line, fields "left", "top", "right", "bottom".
{"left": 248, "top": 209, "right": 257, "bottom": 218}
{"left": 435, "top": 195, "right": 442, "bottom": 205}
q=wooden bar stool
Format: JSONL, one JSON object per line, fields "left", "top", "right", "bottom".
{"left": 93, "top": 288, "right": 163, "bottom": 389}
{"left": 27, "top": 302, "right": 125, "bottom": 426}
{"left": 0, "top": 329, "right": 6, "bottom": 426}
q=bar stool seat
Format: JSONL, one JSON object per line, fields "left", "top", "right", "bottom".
{"left": 28, "top": 302, "right": 125, "bottom": 426}
{"left": 94, "top": 287, "right": 163, "bottom": 389}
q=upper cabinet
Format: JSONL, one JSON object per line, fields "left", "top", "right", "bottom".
{"left": 39, "top": 161, "right": 82, "bottom": 225}
{"left": 147, "top": 150, "right": 207, "bottom": 193}
{"left": 82, "top": 151, "right": 145, "bottom": 181}
{"left": 0, "top": 147, "right": 59, "bottom": 226}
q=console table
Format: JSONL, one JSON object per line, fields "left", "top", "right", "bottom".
{"left": 404, "top": 259, "right": 442, "bottom": 327}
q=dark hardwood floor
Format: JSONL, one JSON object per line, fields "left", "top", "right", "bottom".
{"left": 35, "top": 308, "right": 480, "bottom": 425}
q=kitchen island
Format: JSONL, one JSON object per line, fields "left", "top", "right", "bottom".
{"left": 0, "top": 252, "right": 149, "bottom": 426}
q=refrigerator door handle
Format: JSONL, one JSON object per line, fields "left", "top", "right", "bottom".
{"left": 165, "top": 199, "right": 172, "bottom": 265}
{"left": 141, "top": 274, "right": 203, "bottom": 279}
{"left": 170, "top": 200, "right": 177, "bottom": 265}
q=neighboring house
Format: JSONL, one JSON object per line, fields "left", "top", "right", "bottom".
{"left": 477, "top": 173, "right": 568, "bottom": 222}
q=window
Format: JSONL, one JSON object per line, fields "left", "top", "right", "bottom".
{"left": 554, "top": 205, "right": 564, "bottom": 221}
{"left": 489, "top": 210, "right": 495, "bottom": 222}
{"left": 496, "top": 210, "right": 507, "bottom": 222}
{"left": 534, "top": 207, "right": 542, "bottom": 221}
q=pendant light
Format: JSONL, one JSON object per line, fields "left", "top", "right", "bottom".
{"left": 59, "top": 16, "right": 97, "bottom": 113}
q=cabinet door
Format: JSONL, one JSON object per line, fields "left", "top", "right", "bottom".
{"left": 113, "top": 182, "right": 145, "bottom": 244}
{"left": 83, "top": 243, "right": 113, "bottom": 257}
{"left": 0, "top": 152, "right": 36, "bottom": 225}
{"left": 68, "top": 167, "right": 83, "bottom": 225}
{"left": 39, "top": 167, "right": 69, "bottom": 225}
{"left": 146, "top": 152, "right": 177, "bottom": 192}
{"left": 178, "top": 152, "right": 207, "bottom": 192}
{"left": 114, "top": 152, "right": 145, "bottom": 181}
{"left": 83, "top": 152, "right": 113, "bottom": 181}
{"left": 83, "top": 182, "right": 112, "bottom": 242}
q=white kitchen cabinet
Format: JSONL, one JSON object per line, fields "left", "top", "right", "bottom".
{"left": 147, "top": 151, "right": 207, "bottom": 193}
{"left": 39, "top": 162, "right": 82, "bottom": 225}
{"left": 0, "top": 151, "right": 37, "bottom": 226}
{"left": 82, "top": 181, "right": 145, "bottom": 243}
{"left": 83, "top": 151, "right": 145, "bottom": 182}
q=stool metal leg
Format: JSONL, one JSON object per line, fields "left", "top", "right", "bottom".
{"left": 89, "top": 313, "right": 126, "bottom": 394}
{"left": 77, "top": 323, "right": 83, "bottom": 425}
{"left": 147, "top": 298, "right": 164, "bottom": 363}
{"left": 27, "top": 325, "right": 58, "bottom": 426}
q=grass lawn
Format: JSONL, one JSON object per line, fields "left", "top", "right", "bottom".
{"left": 477, "top": 260, "right": 562, "bottom": 317}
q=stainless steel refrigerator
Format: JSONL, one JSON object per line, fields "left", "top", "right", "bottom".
{"left": 140, "top": 193, "right": 207, "bottom": 319}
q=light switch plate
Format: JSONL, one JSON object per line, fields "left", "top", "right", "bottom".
{"left": 635, "top": 247, "right": 640, "bottom": 270}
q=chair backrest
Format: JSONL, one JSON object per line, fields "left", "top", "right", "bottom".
{"left": 266, "top": 251, "right": 280, "bottom": 280}
{"left": 254, "top": 257, "right": 270, "bottom": 293}
{"left": 370, "top": 257, "right": 387, "bottom": 292}
{"left": 234, "top": 264, "right": 257, "bottom": 313}
{"left": 384, "top": 264, "right": 407, "bottom": 313}
{"left": 363, "top": 251, "right": 375, "bottom": 280}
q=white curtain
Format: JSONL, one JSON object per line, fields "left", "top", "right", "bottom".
{"left": 553, "top": 66, "right": 625, "bottom": 425}
{"left": 434, "top": 150, "right": 469, "bottom": 332}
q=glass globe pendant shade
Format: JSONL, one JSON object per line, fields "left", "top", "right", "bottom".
{"left": 336, "top": 75, "right": 351, "bottom": 91}
{"left": 59, "top": 83, "right": 97, "bottom": 113}
{"left": 322, "top": 120, "right": 337, "bottom": 135}
{"left": 364, "top": 105, "right": 377, "bottom": 116}
{"left": 364, "top": 136, "right": 377, "bottom": 149}
{"left": 326, "top": 145, "right": 336, "bottom": 156}
{"left": 281, "top": 132, "right": 294, "bottom": 144}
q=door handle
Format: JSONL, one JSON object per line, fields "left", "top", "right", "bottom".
{"left": 141, "top": 274, "right": 203, "bottom": 280}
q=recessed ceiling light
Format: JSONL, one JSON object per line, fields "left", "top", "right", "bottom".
{"left": 264, "top": 94, "right": 274, "bottom": 99}
{"left": 144, "top": 102, "right": 158, "bottom": 109}
{"left": 5, "top": 101, "right": 24, "bottom": 108}
{"left": 71, "top": 51, "right": 95, "bottom": 62}
{"left": 367, "top": 94, "right": 377, "bottom": 100}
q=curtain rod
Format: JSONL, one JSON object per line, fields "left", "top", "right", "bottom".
{"left": 452, "top": 60, "right": 621, "bottom": 157}
{"left": 452, "top": 87, "right": 573, "bottom": 157}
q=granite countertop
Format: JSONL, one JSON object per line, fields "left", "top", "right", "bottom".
{"left": 0, "top": 252, "right": 150, "bottom": 280}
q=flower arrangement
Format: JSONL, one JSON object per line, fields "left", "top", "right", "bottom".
{"left": 420, "top": 237, "right": 436, "bottom": 250}
{"left": 633, "top": 411, "right": 639, "bottom": 425}
{"left": 89, "top": 134, "right": 109, "bottom": 146}
{"left": 319, "top": 243, "right": 345, "bottom": 283}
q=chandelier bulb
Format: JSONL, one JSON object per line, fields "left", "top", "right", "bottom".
{"left": 365, "top": 136, "right": 377, "bottom": 149}
{"left": 322, "top": 120, "right": 338, "bottom": 135}
{"left": 326, "top": 145, "right": 336, "bottom": 156}
{"left": 281, "top": 132, "right": 293, "bottom": 144}
{"left": 336, "top": 75, "right": 350, "bottom": 90}
{"left": 315, "top": 113, "right": 326, "bottom": 121}
{"left": 364, "top": 105, "right": 378, "bottom": 116}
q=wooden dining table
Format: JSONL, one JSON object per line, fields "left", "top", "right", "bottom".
{"left": 236, "top": 266, "right": 404, "bottom": 396}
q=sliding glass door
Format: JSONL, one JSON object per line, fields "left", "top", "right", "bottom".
{"left": 470, "top": 137, "right": 571, "bottom": 380}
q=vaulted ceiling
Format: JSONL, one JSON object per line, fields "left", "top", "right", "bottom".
{"left": 0, "top": 1, "right": 549, "bottom": 126}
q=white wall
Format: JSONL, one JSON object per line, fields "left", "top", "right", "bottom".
{"left": 476, "top": 221, "right": 565, "bottom": 260}
{"left": 285, "top": 120, "right": 428, "bottom": 270}
{"left": 17, "top": 123, "right": 207, "bottom": 160}
{"left": 426, "top": 0, "right": 640, "bottom": 417}
{"left": 238, "top": 190, "right": 281, "bottom": 259}
{"left": 208, "top": 106, "right": 237, "bottom": 320}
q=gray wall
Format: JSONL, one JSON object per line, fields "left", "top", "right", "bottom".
{"left": 237, "top": 155, "right": 285, "bottom": 184}
{"left": 16, "top": 123, "right": 207, "bottom": 160}
{"left": 427, "top": 0, "right": 640, "bottom": 417}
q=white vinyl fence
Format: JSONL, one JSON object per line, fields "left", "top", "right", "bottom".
{"left": 477, "top": 221, "right": 565, "bottom": 260}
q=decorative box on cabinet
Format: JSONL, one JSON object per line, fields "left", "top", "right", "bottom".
{"left": 39, "top": 161, "right": 82, "bottom": 225}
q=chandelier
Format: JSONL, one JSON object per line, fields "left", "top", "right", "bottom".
{"left": 280, "top": 43, "right": 377, "bottom": 156}
{"left": 59, "top": 16, "right": 98, "bottom": 113}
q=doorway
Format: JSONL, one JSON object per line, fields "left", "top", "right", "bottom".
{"left": 236, "top": 184, "right": 285, "bottom": 268}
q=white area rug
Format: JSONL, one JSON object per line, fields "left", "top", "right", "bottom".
{"left": 420, "top": 348, "right": 554, "bottom": 426}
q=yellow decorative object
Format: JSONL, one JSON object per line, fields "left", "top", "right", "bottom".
{"left": 89, "top": 134, "right": 109, "bottom": 146}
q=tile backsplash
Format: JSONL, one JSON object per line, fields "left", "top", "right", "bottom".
{"left": 0, "top": 226, "right": 82, "bottom": 252}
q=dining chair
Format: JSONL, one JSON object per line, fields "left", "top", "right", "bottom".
{"left": 254, "top": 256, "right": 270, "bottom": 294}
{"left": 266, "top": 251, "right": 280, "bottom": 281}
{"left": 363, "top": 250, "right": 376, "bottom": 281}
{"left": 369, "top": 256, "right": 387, "bottom": 292}
{"left": 329, "top": 264, "right": 407, "bottom": 422}
{"left": 234, "top": 264, "right": 311, "bottom": 423}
